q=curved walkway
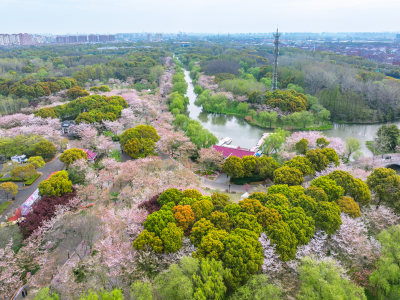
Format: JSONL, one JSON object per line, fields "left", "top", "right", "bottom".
{"left": 1, "top": 156, "right": 64, "bottom": 221}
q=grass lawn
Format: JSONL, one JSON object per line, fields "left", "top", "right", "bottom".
{"left": 0, "top": 201, "right": 12, "bottom": 215}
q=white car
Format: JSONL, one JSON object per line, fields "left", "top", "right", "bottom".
{"left": 11, "top": 155, "right": 28, "bottom": 163}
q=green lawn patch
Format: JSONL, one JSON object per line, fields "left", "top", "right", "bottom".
{"left": 109, "top": 149, "right": 122, "bottom": 162}
{"left": 0, "top": 201, "right": 12, "bottom": 215}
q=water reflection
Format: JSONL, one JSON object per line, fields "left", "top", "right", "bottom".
{"left": 184, "top": 70, "right": 398, "bottom": 157}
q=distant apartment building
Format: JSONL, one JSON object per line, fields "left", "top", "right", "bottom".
{"left": 0, "top": 33, "right": 36, "bottom": 46}
{"left": 55, "top": 34, "right": 115, "bottom": 44}
{"left": 147, "top": 33, "right": 152, "bottom": 42}
{"left": 154, "top": 33, "right": 162, "bottom": 42}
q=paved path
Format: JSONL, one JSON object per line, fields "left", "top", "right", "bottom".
{"left": 0, "top": 156, "right": 64, "bottom": 221}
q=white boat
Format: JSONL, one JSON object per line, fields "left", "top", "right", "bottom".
{"left": 217, "top": 137, "right": 233, "bottom": 146}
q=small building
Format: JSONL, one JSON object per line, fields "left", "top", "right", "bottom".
{"left": 212, "top": 145, "right": 256, "bottom": 159}
{"left": 61, "top": 120, "right": 76, "bottom": 135}
{"left": 83, "top": 149, "right": 98, "bottom": 162}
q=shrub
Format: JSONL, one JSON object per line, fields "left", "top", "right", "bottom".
{"left": 38, "top": 170, "right": 72, "bottom": 197}
{"left": 27, "top": 156, "right": 45, "bottom": 168}
{"left": 222, "top": 156, "right": 244, "bottom": 179}
{"left": 143, "top": 209, "right": 176, "bottom": 236}
{"left": 194, "top": 229, "right": 229, "bottom": 260}
{"left": 239, "top": 198, "right": 263, "bottom": 215}
{"left": 211, "top": 192, "right": 230, "bottom": 211}
{"left": 209, "top": 211, "right": 231, "bottom": 231}
{"left": 192, "top": 199, "right": 214, "bottom": 219}
{"left": 160, "top": 223, "right": 184, "bottom": 253}
{"left": 173, "top": 205, "right": 195, "bottom": 230}
{"left": 25, "top": 173, "right": 41, "bottom": 186}
{"left": 305, "top": 186, "right": 328, "bottom": 202}
{"left": 59, "top": 148, "right": 87, "bottom": 165}
{"left": 138, "top": 193, "right": 162, "bottom": 214}
{"left": 306, "top": 149, "right": 329, "bottom": 172}
{"left": 190, "top": 218, "right": 215, "bottom": 246}
{"left": 283, "top": 156, "right": 314, "bottom": 176}
{"left": 66, "top": 86, "right": 89, "bottom": 99}
{"left": 133, "top": 230, "right": 163, "bottom": 253}
{"left": 316, "top": 137, "right": 330, "bottom": 148}
{"left": 233, "top": 212, "right": 263, "bottom": 234}
{"left": 273, "top": 166, "right": 304, "bottom": 186}
{"left": 337, "top": 196, "right": 361, "bottom": 218}
{"left": 266, "top": 221, "right": 298, "bottom": 261}
{"left": 157, "top": 188, "right": 182, "bottom": 206}
{"left": 181, "top": 189, "right": 202, "bottom": 200}
{"left": 295, "top": 138, "right": 309, "bottom": 154}
{"left": 256, "top": 207, "right": 282, "bottom": 229}
{"left": 314, "top": 201, "right": 342, "bottom": 235}
{"left": 223, "top": 203, "right": 242, "bottom": 219}
{"left": 310, "top": 176, "right": 344, "bottom": 202}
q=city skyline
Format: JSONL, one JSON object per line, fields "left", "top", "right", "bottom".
{"left": 1, "top": 0, "right": 400, "bottom": 34}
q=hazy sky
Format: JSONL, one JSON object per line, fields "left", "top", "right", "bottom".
{"left": 1, "top": 0, "right": 399, "bottom": 34}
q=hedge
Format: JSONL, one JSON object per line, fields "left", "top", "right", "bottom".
{"left": 0, "top": 177, "right": 24, "bottom": 182}
{"left": 230, "top": 175, "right": 265, "bottom": 185}
{"left": 25, "top": 173, "right": 41, "bottom": 186}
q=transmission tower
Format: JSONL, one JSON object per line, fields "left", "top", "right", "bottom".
{"left": 271, "top": 28, "right": 280, "bottom": 91}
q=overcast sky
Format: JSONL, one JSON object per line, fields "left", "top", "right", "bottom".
{"left": 1, "top": 0, "right": 399, "bottom": 34}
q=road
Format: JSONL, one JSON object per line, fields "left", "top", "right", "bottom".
{"left": 0, "top": 156, "right": 64, "bottom": 221}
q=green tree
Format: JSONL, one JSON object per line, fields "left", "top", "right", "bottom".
{"left": 367, "top": 167, "right": 400, "bottom": 209}
{"left": 306, "top": 186, "right": 328, "bottom": 202}
{"left": 32, "top": 140, "right": 56, "bottom": 161}
{"left": 66, "top": 86, "right": 89, "bottom": 99}
{"left": 233, "top": 212, "right": 263, "bottom": 234}
{"left": 211, "top": 192, "right": 230, "bottom": 211}
{"left": 190, "top": 218, "right": 215, "bottom": 246}
{"left": 194, "top": 229, "right": 229, "bottom": 260}
{"left": 256, "top": 156, "right": 280, "bottom": 180}
{"left": 154, "top": 262, "right": 194, "bottom": 300}
{"left": 337, "top": 196, "right": 361, "bottom": 218}
{"left": 242, "top": 155, "right": 257, "bottom": 177}
{"left": 321, "top": 148, "right": 340, "bottom": 166}
{"left": 27, "top": 156, "right": 45, "bottom": 168}
{"left": 370, "top": 225, "right": 400, "bottom": 300}
{"left": 298, "top": 257, "right": 366, "bottom": 300}
{"left": 295, "top": 138, "right": 308, "bottom": 154}
{"left": 144, "top": 209, "right": 175, "bottom": 236}
{"left": 345, "top": 137, "right": 361, "bottom": 161}
{"left": 130, "top": 281, "right": 153, "bottom": 300}
{"left": 209, "top": 211, "right": 231, "bottom": 231}
{"left": 314, "top": 201, "right": 342, "bottom": 235}
{"left": 222, "top": 230, "right": 263, "bottom": 289}
{"left": 160, "top": 223, "right": 184, "bottom": 253}
{"left": 59, "top": 148, "right": 87, "bottom": 166}
{"left": 248, "top": 192, "right": 269, "bottom": 205}
{"left": 286, "top": 207, "right": 315, "bottom": 245}
{"left": 260, "top": 128, "right": 288, "bottom": 156}
{"left": 34, "top": 288, "right": 60, "bottom": 300}
{"left": 192, "top": 199, "right": 214, "bottom": 219}
{"left": 123, "top": 137, "right": 155, "bottom": 159}
{"left": 328, "top": 170, "right": 371, "bottom": 205}
{"left": 266, "top": 221, "right": 298, "bottom": 261}
{"left": 192, "top": 258, "right": 228, "bottom": 300}
{"left": 0, "top": 182, "right": 18, "bottom": 200}
{"left": 158, "top": 188, "right": 183, "bottom": 206}
{"left": 375, "top": 124, "right": 400, "bottom": 152}
{"left": 310, "top": 176, "right": 344, "bottom": 202}
{"left": 230, "top": 274, "right": 282, "bottom": 300}
{"left": 316, "top": 137, "right": 330, "bottom": 148}
{"left": 133, "top": 230, "right": 163, "bottom": 253}
{"left": 305, "top": 149, "right": 329, "bottom": 172}
{"left": 120, "top": 125, "right": 160, "bottom": 148}
{"left": 283, "top": 156, "right": 314, "bottom": 176}
{"left": 273, "top": 166, "right": 304, "bottom": 186}
{"left": 222, "top": 156, "right": 244, "bottom": 178}
{"left": 38, "top": 170, "right": 72, "bottom": 197}
{"left": 256, "top": 207, "right": 282, "bottom": 229}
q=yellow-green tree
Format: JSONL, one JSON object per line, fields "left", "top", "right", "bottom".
{"left": 0, "top": 182, "right": 18, "bottom": 200}
{"left": 59, "top": 148, "right": 87, "bottom": 165}
{"left": 38, "top": 170, "right": 72, "bottom": 197}
{"left": 27, "top": 156, "right": 45, "bottom": 168}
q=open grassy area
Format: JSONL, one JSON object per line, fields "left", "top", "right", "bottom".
{"left": 0, "top": 201, "right": 12, "bottom": 215}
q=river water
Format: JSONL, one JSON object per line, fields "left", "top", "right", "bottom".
{"left": 184, "top": 70, "right": 399, "bottom": 157}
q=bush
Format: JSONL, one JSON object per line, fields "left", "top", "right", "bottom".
{"left": 25, "top": 173, "right": 41, "bottom": 185}
{"left": 305, "top": 186, "right": 328, "bottom": 202}
{"left": 295, "top": 138, "right": 308, "bottom": 154}
{"left": 310, "top": 176, "right": 344, "bottom": 202}
{"left": 273, "top": 166, "right": 304, "bottom": 186}
{"left": 59, "top": 148, "right": 87, "bottom": 165}
{"left": 27, "top": 156, "right": 45, "bottom": 168}
{"left": 337, "top": 196, "right": 361, "bottom": 218}
{"left": 190, "top": 218, "right": 215, "bottom": 246}
{"left": 192, "top": 199, "right": 214, "bottom": 219}
{"left": 160, "top": 223, "right": 184, "bottom": 253}
{"left": 158, "top": 188, "right": 182, "bottom": 206}
{"left": 211, "top": 192, "right": 230, "bottom": 211}
{"left": 66, "top": 86, "right": 89, "bottom": 99}
{"left": 283, "top": 156, "right": 314, "bottom": 176}
{"left": 38, "top": 170, "right": 72, "bottom": 197}
{"left": 144, "top": 210, "right": 175, "bottom": 236}
{"left": 173, "top": 205, "right": 195, "bottom": 230}
{"left": 138, "top": 193, "right": 162, "bottom": 214}
{"left": 314, "top": 201, "right": 342, "bottom": 235}
{"left": 133, "top": 230, "right": 163, "bottom": 253}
